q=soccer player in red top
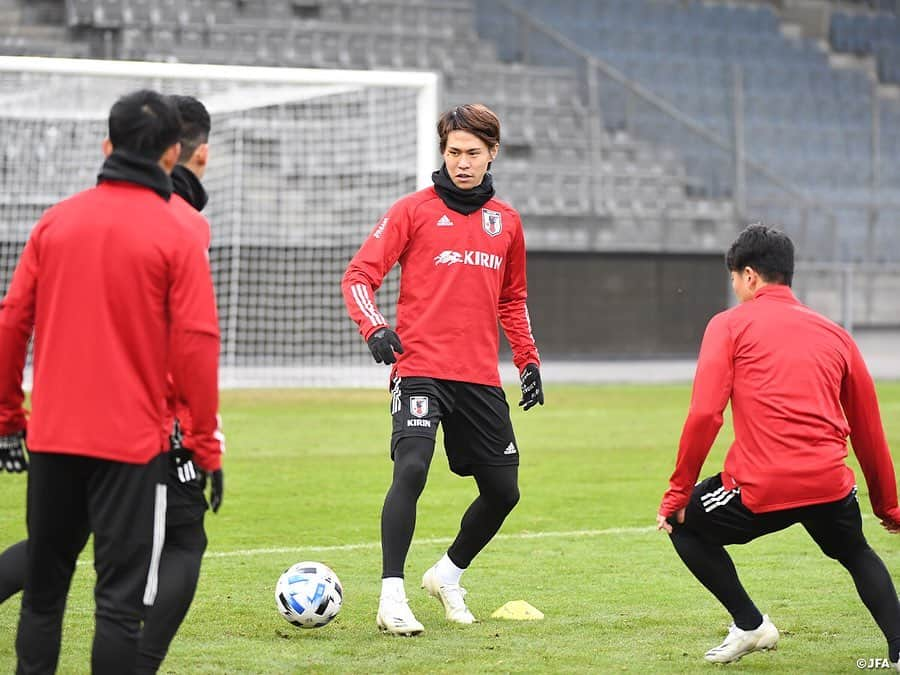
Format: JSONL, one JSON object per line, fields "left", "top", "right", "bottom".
{"left": 0, "top": 90, "right": 221, "bottom": 674}
{"left": 0, "top": 96, "right": 223, "bottom": 675}
{"left": 342, "top": 104, "right": 543, "bottom": 635}
{"left": 657, "top": 224, "right": 900, "bottom": 665}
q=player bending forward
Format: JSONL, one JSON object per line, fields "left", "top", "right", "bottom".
{"left": 658, "top": 224, "right": 900, "bottom": 666}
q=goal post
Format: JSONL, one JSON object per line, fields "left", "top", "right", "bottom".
{"left": 0, "top": 56, "right": 440, "bottom": 388}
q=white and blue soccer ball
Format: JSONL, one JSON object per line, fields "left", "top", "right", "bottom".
{"left": 275, "top": 561, "right": 343, "bottom": 628}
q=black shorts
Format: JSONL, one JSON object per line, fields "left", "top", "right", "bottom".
{"left": 390, "top": 376, "right": 519, "bottom": 476}
{"left": 677, "top": 474, "right": 868, "bottom": 559}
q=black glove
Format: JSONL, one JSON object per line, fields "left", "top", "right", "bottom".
{"left": 367, "top": 327, "right": 404, "bottom": 365}
{"left": 0, "top": 431, "right": 27, "bottom": 473}
{"left": 208, "top": 469, "right": 223, "bottom": 513}
{"left": 518, "top": 363, "right": 544, "bottom": 411}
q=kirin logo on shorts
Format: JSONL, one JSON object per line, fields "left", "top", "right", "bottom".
{"left": 409, "top": 396, "right": 429, "bottom": 418}
{"left": 482, "top": 209, "right": 502, "bottom": 237}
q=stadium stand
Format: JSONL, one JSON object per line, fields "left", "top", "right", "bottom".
{"left": 479, "top": 0, "right": 900, "bottom": 262}
{"left": 0, "top": 0, "right": 898, "bottom": 337}
{"left": 34, "top": 0, "right": 735, "bottom": 252}
{"left": 0, "top": 0, "right": 88, "bottom": 57}
{"left": 829, "top": 8, "right": 900, "bottom": 84}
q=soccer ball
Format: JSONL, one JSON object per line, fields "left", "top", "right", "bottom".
{"left": 275, "top": 561, "right": 343, "bottom": 628}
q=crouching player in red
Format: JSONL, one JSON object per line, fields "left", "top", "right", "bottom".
{"left": 658, "top": 224, "right": 900, "bottom": 666}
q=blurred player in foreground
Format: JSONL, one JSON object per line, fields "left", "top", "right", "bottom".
{"left": 135, "top": 93, "right": 224, "bottom": 674}
{"left": 0, "top": 94, "right": 224, "bottom": 675}
{"left": 0, "top": 90, "right": 222, "bottom": 673}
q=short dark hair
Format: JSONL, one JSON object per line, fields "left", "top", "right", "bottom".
{"left": 725, "top": 223, "right": 795, "bottom": 286}
{"left": 170, "top": 95, "right": 211, "bottom": 163}
{"left": 108, "top": 89, "right": 182, "bottom": 161}
{"left": 437, "top": 104, "right": 500, "bottom": 153}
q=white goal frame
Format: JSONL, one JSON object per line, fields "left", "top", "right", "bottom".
{"left": 0, "top": 56, "right": 440, "bottom": 189}
{"left": 0, "top": 56, "right": 440, "bottom": 388}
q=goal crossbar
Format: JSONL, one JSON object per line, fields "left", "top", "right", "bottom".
{"left": 0, "top": 55, "right": 440, "bottom": 189}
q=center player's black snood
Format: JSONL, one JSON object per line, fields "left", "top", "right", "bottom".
{"left": 431, "top": 164, "right": 494, "bottom": 215}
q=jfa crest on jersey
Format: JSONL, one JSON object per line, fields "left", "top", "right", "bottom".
{"left": 409, "top": 396, "right": 429, "bottom": 418}
{"left": 482, "top": 209, "right": 502, "bottom": 237}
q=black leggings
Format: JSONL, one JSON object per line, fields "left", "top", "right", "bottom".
{"left": 381, "top": 436, "right": 519, "bottom": 578}
{"left": 0, "top": 539, "right": 26, "bottom": 604}
{"left": 1, "top": 520, "right": 206, "bottom": 675}
{"left": 134, "top": 518, "right": 207, "bottom": 674}
{"left": 669, "top": 491, "right": 900, "bottom": 659}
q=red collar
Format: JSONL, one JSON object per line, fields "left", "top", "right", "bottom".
{"left": 752, "top": 284, "right": 797, "bottom": 303}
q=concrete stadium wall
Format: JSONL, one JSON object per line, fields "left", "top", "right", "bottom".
{"left": 516, "top": 251, "right": 728, "bottom": 359}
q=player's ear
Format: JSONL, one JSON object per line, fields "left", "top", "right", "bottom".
{"left": 193, "top": 143, "right": 209, "bottom": 169}
{"left": 489, "top": 143, "right": 499, "bottom": 161}
{"left": 159, "top": 142, "right": 181, "bottom": 174}
{"left": 102, "top": 137, "right": 114, "bottom": 158}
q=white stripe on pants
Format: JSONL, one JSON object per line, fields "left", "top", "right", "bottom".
{"left": 143, "top": 483, "right": 167, "bottom": 606}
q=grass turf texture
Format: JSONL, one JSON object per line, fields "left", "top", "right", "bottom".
{"left": 1, "top": 382, "right": 900, "bottom": 673}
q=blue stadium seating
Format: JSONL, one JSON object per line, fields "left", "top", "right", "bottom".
{"left": 830, "top": 9, "right": 900, "bottom": 84}
{"left": 481, "top": 0, "right": 900, "bottom": 260}
{"left": 4, "top": 0, "right": 898, "bottom": 259}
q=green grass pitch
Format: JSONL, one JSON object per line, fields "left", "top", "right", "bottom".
{"left": 1, "top": 382, "right": 900, "bottom": 673}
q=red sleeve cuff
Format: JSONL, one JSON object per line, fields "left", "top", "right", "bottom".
{"left": 362, "top": 323, "right": 388, "bottom": 341}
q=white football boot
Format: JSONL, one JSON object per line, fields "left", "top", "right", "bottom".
{"left": 376, "top": 591, "right": 424, "bottom": 636}
{"left": 704, "top": 614, "right": 779, "bottom": 663}
{"left": 421, "top": 566, "right": 477, "bottom": 624}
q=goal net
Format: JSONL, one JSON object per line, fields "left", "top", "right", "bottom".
{"left": 0, "top": 56, "right": 438, "bottom": 387}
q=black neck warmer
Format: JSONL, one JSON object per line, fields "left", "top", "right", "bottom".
{"left": 97, "top": 150, "right": 173, "bottom": 200}
{"left": 171, "top": 165, "right": 208, "bottom": 212}
{"left": 431, "top": 163, "right": 495, "bottom": 215}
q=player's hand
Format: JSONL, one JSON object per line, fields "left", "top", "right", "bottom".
{"left": 656, "top": 508, "right": 685, "bottom": 534}
{"left": 518, "top": 363, "right": 544, "bottom": 411}
{"left": 877, "top": 507, "right": 900, "bottom": 533}
{"left": 209, "top": 469, "right": 224, "bottom": 513}
{"left": 0, "top": 431, "right": 27, "bottom": 473}
{"left": 367, "top": 327, "right": 404, "bottom": 365}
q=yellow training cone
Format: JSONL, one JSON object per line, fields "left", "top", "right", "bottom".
{"left": 491, "top": 600, "right": 544, "bottom": 621}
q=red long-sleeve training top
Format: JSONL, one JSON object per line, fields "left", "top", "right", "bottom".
{"left": 342, "top": 186, "right": 540, "bottom": 386}
{"left": 0, "top": 180, "right": 222, "bottom": 469}
{"left": 165, "top": 192, "right": 218, "bottom": 456}
{"left": 660, "top": 284, "right": 899, "bottom": 521}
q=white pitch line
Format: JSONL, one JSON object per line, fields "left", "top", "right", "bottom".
{"left": 72, "top": 526, "right": 656, "bottom": 567}
{"left": 203, "top": 526, "right": 657, "bottom": 560}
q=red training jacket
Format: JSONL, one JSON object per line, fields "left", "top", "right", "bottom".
{"left": 342, "top": 186, "right": 539, "bottom": 386}
{"left": 0, "top": 180, "right": 222, "bottom": 469}
{"left": 660, "top": 284, "right": 899, "bottom": 523}
{"left": 164, "top": 193, "right": 220, "bottom": 456}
